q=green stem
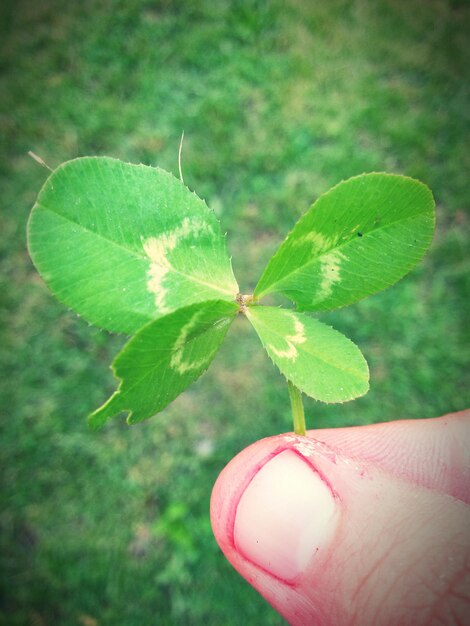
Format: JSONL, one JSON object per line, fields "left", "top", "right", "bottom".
{"left": 287, "top": 380, "right": 306, "bottom": 436}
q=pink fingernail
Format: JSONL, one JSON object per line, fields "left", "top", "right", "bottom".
{"left": 233, "top": 449, "right": 337, "bottom": 582}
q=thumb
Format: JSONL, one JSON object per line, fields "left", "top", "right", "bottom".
{"left": 210, "top": 412, "right": 470, "bottom": 626}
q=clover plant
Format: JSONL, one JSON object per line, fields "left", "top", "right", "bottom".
{"left": 27, "top": 157, "right": 435, "bottom": 435}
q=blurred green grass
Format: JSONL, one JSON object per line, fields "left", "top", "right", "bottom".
{"left": 1, "top": 0, "right": 469, "bottom": 624}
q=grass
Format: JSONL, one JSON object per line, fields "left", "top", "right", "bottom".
{"left": 1, "top": 0, "right": 469, "bottom": 624}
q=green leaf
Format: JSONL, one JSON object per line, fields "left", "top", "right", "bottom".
{"left": 246, "top": 306, "right": 369, "bottom": 403}
{"left": 254, "top": 173, "right": 435, "bottom": 311}
{"left": 27, "top": 157, "right": 239, "bottom": 334}
{"left": 89, "top": 300, "right": 238, "bottom": 429}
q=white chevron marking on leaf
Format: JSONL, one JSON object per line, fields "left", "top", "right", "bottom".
{"left": 317, "top": 250, "right": 346, "bottom": 301}
{"left": 294, "top": 230, "right": 335, "bottom": 254}
{"left": 142, "top": 217, "right": 215, "bottom": 314}
{"left": 269, "top": 314, "right": 306, "bottom": 361}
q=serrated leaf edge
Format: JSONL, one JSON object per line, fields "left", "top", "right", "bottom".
{"left": 27, "top": 156, "right": 239, "bottom": 334}
{"left": 245, "top": 306, "right": 369, "bottom": 404}
{"left": 88, "top": 300, "right": 238, "bottom": 429}
{"left": 254, "top": 172, "right": 435, "bottom": 305}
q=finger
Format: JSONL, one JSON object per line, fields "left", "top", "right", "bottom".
{"left": 309, "top": 409, "right": 470, "bottom": 504}
{"left": 210, "top": 416, "right": 470, "bottom": 625}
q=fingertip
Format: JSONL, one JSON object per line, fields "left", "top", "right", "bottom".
{"left": 210, "top": 433, "right": 344, "bottom": 623}
{"left": 211, "top": 416, "right": 470, "bottom": 625}
{"left": 233, "top": 449, "right": 338, "bottom": 581}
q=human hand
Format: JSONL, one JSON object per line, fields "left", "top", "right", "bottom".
{"left": 211, "top": 411, "right": 470, "bottom": 625}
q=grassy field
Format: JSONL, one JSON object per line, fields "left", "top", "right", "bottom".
{"left": 1, "top": 0, "right": 469, "bottom": 624}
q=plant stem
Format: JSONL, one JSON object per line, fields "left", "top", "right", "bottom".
{"left": 287, "top": 380, "right": 306, "bottom": 436}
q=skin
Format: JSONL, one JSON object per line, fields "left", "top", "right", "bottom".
{"left": 211, "top": 410, "right": 470, "bottom": 625}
